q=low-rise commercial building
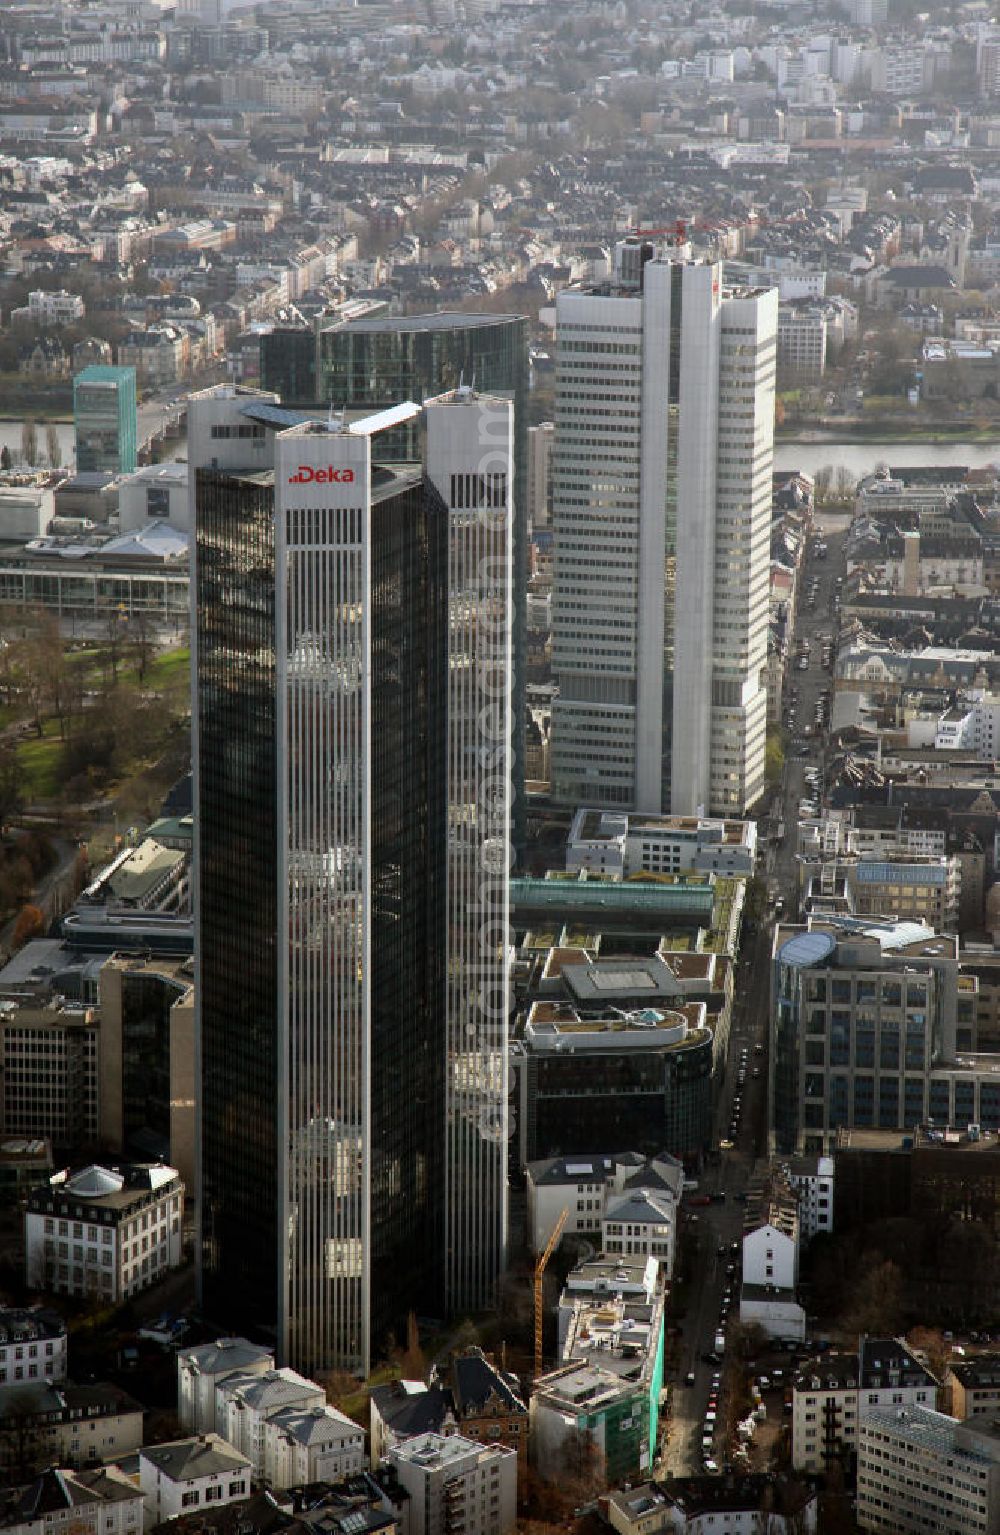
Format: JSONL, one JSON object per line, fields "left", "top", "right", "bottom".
{"left": 117, "top": 465, "right": 189, "bottom": 535}
{"left": 0, "top": 1138, "right": 54, "bottom": 1208}
{"left": 0, "top": 525, "right": 189, "bottom": 626}
{"left": 857, "top": 1405, "right": 1000, "bottom": 1535}
{"left": 566, "top": 810, "right": 757, "bottom": 880}
{"left": 517, "top": 988, "right": 713, "bottom": 1168}
{"left": 25, "top": 1162, "right": 183, "bottom": 1302}
{"left": 0, "top": 1139, "right": 54, "bottom": 1208}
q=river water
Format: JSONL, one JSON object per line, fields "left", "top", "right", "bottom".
{"left": 0, "top": 419, "right": 998, "bottom": 482}
{"left": 774, "top": 439, "right": 1000, "bottom": 479}
{"left": 0, "top": 420, "right": 76, "bottom": 468}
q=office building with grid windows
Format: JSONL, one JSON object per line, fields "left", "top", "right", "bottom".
{"left": 551, "top": 238, "right": 777, "bottom": 818}
{"left": 190, "top": 385, "right": 511, "bottom": 1375}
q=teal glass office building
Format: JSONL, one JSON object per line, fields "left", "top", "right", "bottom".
{"left": 74, "top": 365, "right": 137, "bottom": 474}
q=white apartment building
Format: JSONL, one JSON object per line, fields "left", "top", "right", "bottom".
{"left": 743, "top": 1216, "right": 798, "bottom": 1290}
{"left": 867, "top": 43, "right": 939, "bottom": 95}
{"left": 1, "top": 1467, "right": 145, "bottom": 1535}
{"left": 176, "top": 1337, "right": 275, "bottom": 1434}
{"left": 601, "top": 1189, "right": 677, "bottom": 1275}
{"left": 793, "top": 1339, "right": 938, "bottom": 1475}
{"left": 0, "top": 1308, "right": 67, "bottom": 1387}
{"left": 262, "top": 1404, "right": 365, "bottom": 1488}
{"left": 138, "top": 1436, "right": 251, "bottom": 1530}
{"left": 783, "top": 1156, "right": 835, "bottom": 1241}
{"left": 777, "top": 306, "right": 827, "bottom": 379}
{"left": 24, "top": 1163, "right": 183, "bottom": 1302}
{"left": 980, "top": 38, "right": 1000, "bottom": 95}
{"left": 935, "top": 693, "right": 1000, "bottom": 756}
{"left": 565, "top": 807, "right": 757, "bottom": 879}
{"left": 848, "top": 0, "right": 886, "bottom": 22}
{"left": 388, "top": 1433, "right": 517, "bottom": 1535}
{"left": 218, "top": 1367, "right": 325, "bottom": 1471}
{"left": 24, "top": 290, "right": 86, "bottom": 326}
{"left": 550, "top": 237, "right": 777, "bottom": 818}
{"left": 740, "top": 1174, "right": 805, "bottom": 1340}
{"left": 525, "top": 1152, "right": 684, "bottom": 1253}
{"left": 857, "top": 1406, "right": 1000, "bottom": 1535}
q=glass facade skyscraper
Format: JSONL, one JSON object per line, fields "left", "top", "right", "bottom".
{"left": 73, "top": 365, "right": 137, "bottom": 474}
{"left": 263, "top": 313, "right": 529, "bottom": 852}
{"left": 190, "top": 387, "right": 511, "bottom": 1375}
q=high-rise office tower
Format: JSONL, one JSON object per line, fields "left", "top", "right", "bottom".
{"left": 526, "top": 421, "right": 553, "bottom": 532}
{"left": 550, "top": 237, "right": 778, "bottom": 818}
{"left": 190, "top": 386, "right": 511, "bottom": 1375}
{"left": 263, "top": 312, "right": 530, "bottom": 853}
{"left": 73, "top": 365, "right": 137, "bottom": 474}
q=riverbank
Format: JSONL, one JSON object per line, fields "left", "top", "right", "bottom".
{"left": 778, "top": 418, "right": 1000, "bottom": 445}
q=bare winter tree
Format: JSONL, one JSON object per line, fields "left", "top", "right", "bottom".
{"left": 20, "top": 419, "right": 38, "bottom": 467}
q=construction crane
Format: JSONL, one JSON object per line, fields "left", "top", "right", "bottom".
{"left": 534, "top": 1207, "right": 568, "bottom": 1380}
{"left": 629, "top": 220, "right": 688, "bottom": 242}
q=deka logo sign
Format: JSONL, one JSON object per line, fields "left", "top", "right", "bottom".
{"left": 288, "top": 466, "right": 355, "bottom": 484}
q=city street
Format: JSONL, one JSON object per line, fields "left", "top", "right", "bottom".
{"left": 770, "top": 510, "right": 851, "bottom": 911}
{"left": 660, "top": 951, "right": 769, "bottom": 1477}
{"left": 660, "top": 507, "right": 851, "bottom": 1478}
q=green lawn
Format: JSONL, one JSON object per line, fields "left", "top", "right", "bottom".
{"left": 16, "top": 719, "right": 64, "bottom": 800}
{"left": 148, "top": 647, "right": 190, "bottom": 687}
{"left": 117, "top": 646, "right": 190, "bottom": 692}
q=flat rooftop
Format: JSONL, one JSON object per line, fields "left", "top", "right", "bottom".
{"left": 331, "top": 311, "right": 524, "bottom": 333}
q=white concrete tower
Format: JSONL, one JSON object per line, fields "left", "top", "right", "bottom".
{"left": 550, "top": 238, "right": 777, "bottom": 818}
